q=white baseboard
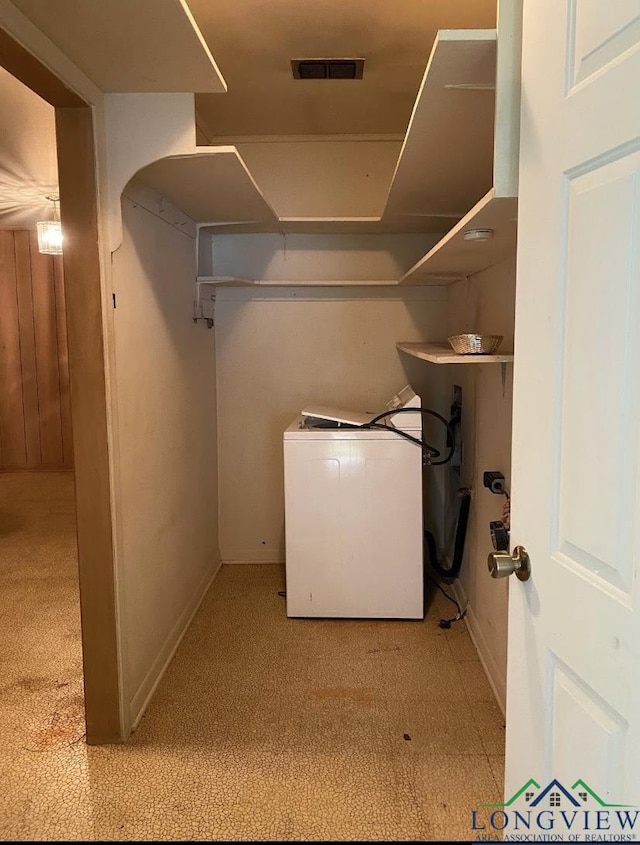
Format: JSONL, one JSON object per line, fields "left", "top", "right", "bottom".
{"left": 221, "top": 546, "right": 284, "bottom": 564}
{"left": 223, "top": 559, "right": 285, "bottom": 565}
{"left": 451, "top": 581, "right": 506, "bottom": 716}
{"left": 128, "top": 556, "right": 222, "bottom": 731}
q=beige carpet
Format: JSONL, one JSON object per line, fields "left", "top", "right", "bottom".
{"left": 0, "top": 471, "right": 504, "bottom": 841}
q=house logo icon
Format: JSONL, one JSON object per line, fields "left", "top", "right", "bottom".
{"left": 471, "top": 778, "right": 639, "bottom": 841}
{"left": 493, "top": 777, "right": 632, "bottom": 809}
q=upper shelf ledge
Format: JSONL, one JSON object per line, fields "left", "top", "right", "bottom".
{"left": 399, "top": 190, "right": 518, "bottom": 285}
{"left": 135, "top": 25, "right": 516, "bottom": 243}
{"left": 134, "top": 147, "right": 279, "bottom": 226}
{"left": 397, "top": 341, "right": 514, "bottom": 364}
{"left": 382, "top": 29, "right": 497, "bottom": 226}
{"left": 395, "top": 5, "right": 523, "bottom": 282}
{"left": 9, "top": 0, "right": 227, "bottom": 94}
{"left": 132, "top": 10, "right": 523, "bottom": 285}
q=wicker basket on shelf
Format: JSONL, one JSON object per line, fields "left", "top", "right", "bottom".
{"left": 447, "top": 334, "right": 503, "bottom": 355}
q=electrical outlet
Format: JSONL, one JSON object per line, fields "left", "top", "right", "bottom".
{"left": 483, "top": 471, "right": 505, "bottom": 494}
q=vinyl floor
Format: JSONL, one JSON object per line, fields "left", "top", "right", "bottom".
{"left": 0, "top": 472, "right": 505, "bottom": 841}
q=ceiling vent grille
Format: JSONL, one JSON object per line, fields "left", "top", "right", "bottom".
{"left": 291, "top": 59, "right": 364, "bottom": 80}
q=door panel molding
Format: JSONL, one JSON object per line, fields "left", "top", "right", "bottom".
{"left": 568, "top": 0, "right": 640, "bottom": 90}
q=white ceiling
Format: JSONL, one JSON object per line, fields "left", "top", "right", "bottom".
{"left": 191, "top": 0, "right": 496, "bottom": 138}
{"left": 0, "top": 66, "right": 57, "bottom": 229}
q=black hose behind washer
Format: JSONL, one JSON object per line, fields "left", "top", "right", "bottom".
{"left": 425, "top": 488, "right": 471, "bottom": 580}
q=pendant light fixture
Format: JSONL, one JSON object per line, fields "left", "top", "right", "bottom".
{"left": 36, "top": 195, "right": 63, "bottom": 255}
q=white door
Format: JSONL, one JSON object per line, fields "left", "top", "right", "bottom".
{"left": 504, "top": 0, "right": 640, "bottom": 834}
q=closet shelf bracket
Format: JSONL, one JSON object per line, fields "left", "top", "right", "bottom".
{"left": 193, "top": 280, "right": 217, "bottom": 329}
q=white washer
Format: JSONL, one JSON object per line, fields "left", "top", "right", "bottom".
{"left": 283, "top": 387, "right": 424, "bottom": 618}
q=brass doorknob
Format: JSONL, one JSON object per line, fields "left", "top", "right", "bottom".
{"left": 488, "top": 545, "right": 531, "bottom": 581}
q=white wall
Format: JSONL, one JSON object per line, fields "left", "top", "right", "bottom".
{"left": 0, "top": 66, "right": 57, "bottom": 229}
{"left": 215, "top": 285, "right": 449, "bottom": 564}
{"left": 234, "top": 140, "right": 402, "bottom": 218}
{"left": 209, "top": 232, "right": 439, "bottom": 284}
{"left": 104, "top": 93, "right": 197, "bottom": 250}
{"left": 446, "top": 256, "right": 516, "bottom": 712}
{"left": 112, "top": 195, "right": 220, "bottom": 727}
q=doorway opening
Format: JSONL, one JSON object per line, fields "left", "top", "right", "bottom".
{"left": 0, "top": 32, "right": 121, "bottom": 744}
{"left": 0, "top": 64, "right": 86, "bottom": 754}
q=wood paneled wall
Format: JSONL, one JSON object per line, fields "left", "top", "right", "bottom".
{"left": 0, "top": 229, "right": 73, "bottom": 470}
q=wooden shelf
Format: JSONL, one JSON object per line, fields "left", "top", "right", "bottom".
{"left": 399, "top": 191, "right": 518, "bottom": 284}
{"left": 136, "top": 148, "right": 279, "bottom": 225}
{"left": 200, "top": 216, "right": 461, "bottom": 235}
{"left": 195, "top": 21, "right": 519, "bottom": 284}
{"left": 197, "top": 276, "right": 400, "bottom": 287}
{"left": 196, "top": 276, "right": 255, "bottom": 286}
{"left": 9, "top": 0, "right": 226, "bottom": 94}
{"left": 201, "top": 218, "right": 392, "bottom": 235}
{"left": 392, "top": 9, "right": 521, "bottom": 283}
{"left": 271, "top": 218, "right": 440, "bottom": 235}
{"left": 397, "top": 341, "right": 514, "bottom": 364}
{"left": 133, "top": 11, "right": 522, "bottom": 288}
{"left": 383, "top": 30, "right": 497, "bottom": 223}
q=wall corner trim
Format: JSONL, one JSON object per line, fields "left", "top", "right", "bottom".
{"left": 128, "top": 557, "right": 222, "bottom": 732}
{"left": 452, "top": 580, "right": 507, "bottom": 716}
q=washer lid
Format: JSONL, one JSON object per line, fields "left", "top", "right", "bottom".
{"left": 284, "top": 416, "right": 422, "bottom": 441}
{"left": 380, "top": 386, "right": 421, "bottom": 433}
{"left": 300, "top": 388, "right": 423, "bottom": 433}
{"left": 300, "top": 405, "right": 374, "bottom": 426}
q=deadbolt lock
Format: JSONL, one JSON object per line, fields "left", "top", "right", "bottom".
{"left": 487, "top": 545, "right": 531, "bottom": 581}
